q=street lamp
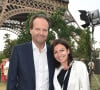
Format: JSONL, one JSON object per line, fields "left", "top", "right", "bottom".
{"left": 79, "top": 10, "right": 90, "bottom": 28}
{"left": 79, "top": 9, "right": 100, "bottom": 62}
{"left": 79, "top": 9, "right": 100, "bottom": 87}
{"left": 79, "top": 9, "right": 100, "bottom": 28}
{"left": 88, "top": 9, "right": 100, "bottom": 26}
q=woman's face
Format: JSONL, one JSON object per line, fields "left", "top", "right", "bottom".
{"left": 53, "top": 44, "right": 69, "bottom": 64}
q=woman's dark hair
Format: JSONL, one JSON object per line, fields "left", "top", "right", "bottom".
{"left": 51, "top": 38, "right": 73, "bottom": 68}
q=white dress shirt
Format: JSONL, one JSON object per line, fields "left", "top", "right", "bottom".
{"left": 32, "top": 41, "right": 49, "bottom": 90}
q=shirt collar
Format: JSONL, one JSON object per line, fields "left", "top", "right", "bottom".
{"left": 32, "top": 41, "right": 47, "bottom": 52}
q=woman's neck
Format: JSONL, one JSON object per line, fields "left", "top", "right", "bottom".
{"left": 61, "top": 61, "right": 69, "bottom": 70}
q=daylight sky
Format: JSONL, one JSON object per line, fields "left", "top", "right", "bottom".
{"left": 0, "top": 0, "right": 100, "bottom": 51}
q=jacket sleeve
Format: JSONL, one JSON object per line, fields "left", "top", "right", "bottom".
{"left": 79, "top": 62, "right": 90, "bottom": 90}
{"left": 7, "top": 46, "right": 18, "bottom": 90}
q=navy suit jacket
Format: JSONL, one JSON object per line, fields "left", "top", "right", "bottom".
{"left": 7, "top": 42, "right": 54, "bottom": 90}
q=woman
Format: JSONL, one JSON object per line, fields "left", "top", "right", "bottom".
{"left": 51, "top": 39, "right": 90, "bottom": 90}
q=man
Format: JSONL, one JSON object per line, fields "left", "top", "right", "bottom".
{"left": 7, "top": 14, "right": 54, "bottom": 90}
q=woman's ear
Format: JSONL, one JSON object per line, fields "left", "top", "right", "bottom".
{"left": 68, "top": 49, "right": 70, "bottom": 55}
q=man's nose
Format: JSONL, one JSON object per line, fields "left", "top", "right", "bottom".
{"left": 40, "top": 30, "right": 43, "bottom": 35}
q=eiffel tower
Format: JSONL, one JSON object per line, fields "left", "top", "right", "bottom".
{"left": 0, "top": 0, "right": 75, "bottom": 35}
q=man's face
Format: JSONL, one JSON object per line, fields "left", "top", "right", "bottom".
{"left": 30, "top": 18, "right": 49, "bottom": 45}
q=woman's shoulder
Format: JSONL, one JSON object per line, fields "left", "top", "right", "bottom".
{"left": 74, "top": 60, "right": 85, "bottom": 64}
{"left": 73, "top": 60, "right": 87, "bottom": 69}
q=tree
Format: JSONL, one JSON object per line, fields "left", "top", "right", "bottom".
{"left": 3, "top": 34, "right": 17, "bottom": 58}
{"left": 16, "top": 10, "right": 91, "bottom": 61}
{"left": 0, "top": 52, "right": 6, "bottom": 63}
{"left": 77, "top": 29, "right": 91, "bottom": 61}
{"left": 17, "top": 14, "right": 32, "bottom": 44}
{"left": 50, "top": 8, "right": 70, "bottom": 41}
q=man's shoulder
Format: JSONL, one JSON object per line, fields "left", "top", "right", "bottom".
{"left": 47, "top": 44, "right": 51, "bottom": 49}
{"left": 14, "top": 42, "right": 32, "bottom": 49}
{"left": 47, "top": 44, "right": 53, "bottom": 53}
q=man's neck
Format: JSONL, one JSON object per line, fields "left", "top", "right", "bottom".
{"left": 33, "top": 41, "right": 45, "bottom": 53}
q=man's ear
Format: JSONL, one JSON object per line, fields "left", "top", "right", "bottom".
{"left": 30, "top": 29, "right": 32, "bottom": 34}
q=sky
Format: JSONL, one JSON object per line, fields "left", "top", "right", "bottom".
{"left": 0, "top": 0, "right": 100, "bottom": 51}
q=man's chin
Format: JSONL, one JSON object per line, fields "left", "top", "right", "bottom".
{"left": 37, "top": 40, "right": 45, "bottom": 44}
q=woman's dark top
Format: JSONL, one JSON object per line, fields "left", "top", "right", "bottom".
{"left": 57, "top": 67, "right": 72, "bottom": 90}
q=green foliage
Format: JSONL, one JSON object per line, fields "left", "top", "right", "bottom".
{"left": 46, "top": 30, "right": 55, "bottom": 44}
{"left": 56, "top": 7, "right": 66, "bottom": 16}
{"left": 16, "top": 10, "right": 92, "bottom": 61}
{"left": 1, "top": 10, "right": 92, "bottom": 62}
{"left": 77, "top": 29, "right": 91, "bottom": 60}
{"left": 3, "top": 34, "right": 17, "bottom": 58}
{"left": 17, "top": 14, "right": 33, "bottom": 44}
{"left": 0, "top": 52, "right": 6, "bottom": 63}
{"left": 50, "top": 11, "right": 70, "bottom": 41}
{"left": 17, "top": 9, "right": 75, "bottom": 45}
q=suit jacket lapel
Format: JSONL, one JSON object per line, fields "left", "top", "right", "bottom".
{"left": 26, "top": 42, "right": 36, "bottom": 89}
{"left": 47, "top": 45, "right": 54, "bottom": 87}
{"left": 67, "top": 61, "right": 76, "bottom": 90}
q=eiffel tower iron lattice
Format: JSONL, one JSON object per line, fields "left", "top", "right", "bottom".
{"left": 0, "top": 0, "right": 75, "bottom": 35}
